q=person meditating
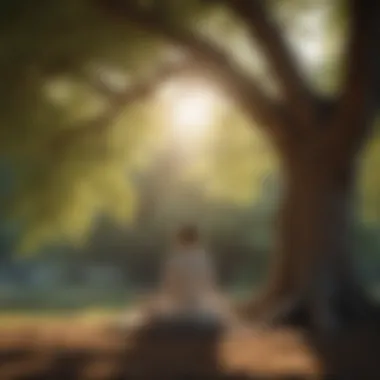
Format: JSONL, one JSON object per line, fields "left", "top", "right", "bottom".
{"left": 115, "top": 225, "right": 234, "bottom": 332}
{"left": 147, "top": 225, "right": 231, "bottom": 329}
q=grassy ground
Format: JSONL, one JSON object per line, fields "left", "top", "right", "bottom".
{"left": 0, "top": 285, "right": 253, "bottom": 315}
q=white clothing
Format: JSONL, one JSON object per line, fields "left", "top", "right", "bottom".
{"left": 113, "top": 247, "right": 237, "bottom": 331}
{"left": 155, "top": 246, "right": 226, "bottom": 317}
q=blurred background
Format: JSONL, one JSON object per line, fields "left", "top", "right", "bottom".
{"left": 0, "top": 0, "right": 379, "bottom": 317}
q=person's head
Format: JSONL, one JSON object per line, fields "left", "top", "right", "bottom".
{"left": 175, "top": 225, "right": 200, "bottom": 248}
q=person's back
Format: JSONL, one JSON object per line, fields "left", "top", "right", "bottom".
{"left": 162, "top": 242, "right": 216, "bottom": 314}
{"left": 154, "top": 226, "right": 227, "bottom": 317}
{"left": 114, "top": 225, "right": 237, "bottom": 331}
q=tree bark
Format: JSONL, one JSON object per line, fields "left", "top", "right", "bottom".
{"left": 244, "top": 139, "right": 377, "bottom": 331}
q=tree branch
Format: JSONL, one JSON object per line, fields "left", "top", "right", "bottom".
{"left": 94, "top": 0, "right": 296, "bottom": 146}
{"left": 49, "top": 60, "right": 195, "bottom": 155}
{"left": 224, "top": 0, "right": 316, "bottom": 130}
{"left": 327, "top": 0, "right": 380, "bottom": 163}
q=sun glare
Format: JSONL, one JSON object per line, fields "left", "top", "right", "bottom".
{"left": 158, "top": 80, "right": 220, "bottom": 143}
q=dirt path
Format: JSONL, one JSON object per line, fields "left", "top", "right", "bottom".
{"left": 0, "top": 317, "right": 379, "bottom": 379}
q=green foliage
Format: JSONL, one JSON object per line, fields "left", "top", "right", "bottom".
{"left": 0, "top": 0, "right": 278, "bottom": 253}
{"left": 0, "top": 0, "right": 171, "bottom": 251}
{"left": 0, "top": 0, "right": 379, "bottom": 255}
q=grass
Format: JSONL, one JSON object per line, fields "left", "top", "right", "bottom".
{"left": 0, "top": 284, "right": 254, "bottom": 314}
{"left": 0, "top": 282, "right": 378, "bottom": 321}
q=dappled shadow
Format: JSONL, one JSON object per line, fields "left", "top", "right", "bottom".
{"left": 116, "top": 318, "right": 224, "bottom": 379}
{"left": 0, "top": 319, "right": 311, "bottom": 380}
{"left": 5, "top": 317, "right": 379, "bottom": 379}
{"left": 97, "top": 318, "right": 311, "bottom": 379}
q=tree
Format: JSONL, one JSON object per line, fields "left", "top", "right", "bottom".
{"left": 0, "top": 0, "right": 275, "bottom": 253}
{"left": 1, "top": 0, "right": 379, "bottom": 331}
{"left": 90, "top": 0, "right": 380, "bottom": 330}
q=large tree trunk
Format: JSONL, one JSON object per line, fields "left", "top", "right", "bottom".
{"left": 245, "top": 142, "right": 377, "bottom": 331}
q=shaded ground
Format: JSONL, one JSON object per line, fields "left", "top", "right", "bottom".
{"left": 0, "top": 315, "right": 379, "bottom": 379}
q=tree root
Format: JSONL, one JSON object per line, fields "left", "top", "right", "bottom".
{"left": 237, "top": 288, "right": 380, "bottom": 334}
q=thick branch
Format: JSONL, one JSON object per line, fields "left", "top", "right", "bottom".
{"left": 225, "top": 0, "right": 316, "bottom": 130}
{"left": 94, "top": 0, "right": 296, "bottom": 146}
{"left": 327, "top": 0, "right": 380, "bottom": 163}
{"left": 49, "top": 61, "right": 195, "bottom": 155}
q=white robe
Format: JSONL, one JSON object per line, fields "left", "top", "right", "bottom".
{"left": 153, "top": 247, "right": 228, "bottom": 319}
{"left": 115, "top": 247, "right": 234, "bottom": 329}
